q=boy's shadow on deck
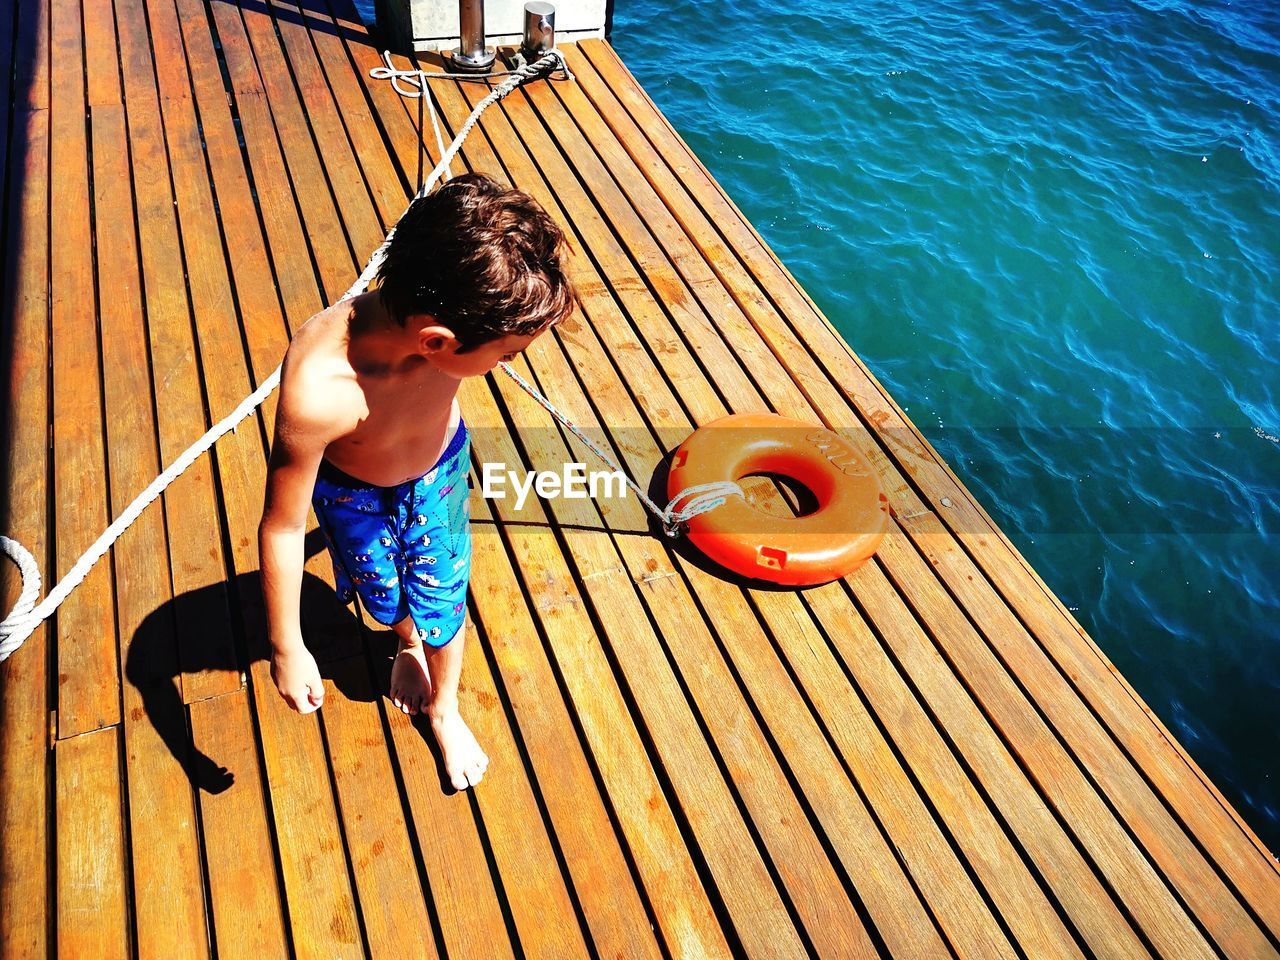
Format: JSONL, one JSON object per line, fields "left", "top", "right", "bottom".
{"left": 124, "top": 528, "right": 419, "bottom": 795}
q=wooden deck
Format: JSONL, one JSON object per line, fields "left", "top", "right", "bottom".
{"left": 2, "top": 0, "right": 1279, "bottom": 956}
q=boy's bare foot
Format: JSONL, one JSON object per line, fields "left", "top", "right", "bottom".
{"left": 389, "top": 633, "right": 433, "bottom": 715}
{"left": 430, "top": 706, "right": 489, "bottom": 790}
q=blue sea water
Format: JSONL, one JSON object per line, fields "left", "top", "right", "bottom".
{"left": 356, "top": 0, "right": 1280, "bottom": 851}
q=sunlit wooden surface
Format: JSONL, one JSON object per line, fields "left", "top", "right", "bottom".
{"left": 2, "top": 0, "right": 1278, "bottom": 955}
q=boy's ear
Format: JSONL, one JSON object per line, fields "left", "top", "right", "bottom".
{"left": 415, "top": 320, "right": 459, "bottom": 356}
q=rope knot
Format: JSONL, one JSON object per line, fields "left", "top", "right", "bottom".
{"left": 661, "top": 482, "right": 746, "bottom": 539}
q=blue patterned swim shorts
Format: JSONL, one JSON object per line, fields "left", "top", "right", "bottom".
{"left": 311, "top": 419, "right": 471, "bottom": 647}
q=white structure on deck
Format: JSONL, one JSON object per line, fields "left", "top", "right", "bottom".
{"left": 376, "top": 0, "right": 610, "bottom": 54}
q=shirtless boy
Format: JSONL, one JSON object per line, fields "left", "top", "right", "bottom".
{"left": 258, "top": 173, "right": 574, "bottom": 791}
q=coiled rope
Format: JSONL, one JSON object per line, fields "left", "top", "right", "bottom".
{"left": 0, "top": 48, "right": 740, "bottom": 663}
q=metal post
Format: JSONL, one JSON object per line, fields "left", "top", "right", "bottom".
{"left": 522, "top": 1, "right": 556, "bottom": 57}
{"left": 452, "top": 0, "right": 495, "bottom": 71}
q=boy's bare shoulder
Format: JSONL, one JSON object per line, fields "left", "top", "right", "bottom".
{"left": 276, "top": 302, "right": 365, "bottom": 445}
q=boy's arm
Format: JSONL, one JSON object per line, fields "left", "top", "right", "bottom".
{"left": 258, "top": 370, "right": 342, "bottom": 713}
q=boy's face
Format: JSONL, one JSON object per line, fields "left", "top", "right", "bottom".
{"left": 416, "top": 322, "right": 550, "bottom": 379}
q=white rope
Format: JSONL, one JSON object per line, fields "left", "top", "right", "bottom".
{"left": 495, "top": 361, "right": 744, "bottom": 536}
{"left": 426, "top": 87, "right": 451, "bottom": 181}
{"left": 368, "top": 50, "right": 575, "bottom": 91}
{"left": 380, "top": 52, "right": 455, "bottom": 182}
{"left": 0, "top": 367, "right": 281, "bottom": 661}
{"left": 0, "top": 538, "right": 41, "bottom": 663}
{"left": 0, "top": 51, "right": 568, "bottom": 662}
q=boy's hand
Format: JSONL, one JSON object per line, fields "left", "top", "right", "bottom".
{"left": 270, "top": 645, "right": 325, "bottom": 714}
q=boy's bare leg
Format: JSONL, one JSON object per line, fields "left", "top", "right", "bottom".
{"left": 424, "top": 621, "right": 489, "bottom": 790}
{"left": 389, "top": 616, "right": 433, "bottom": 715}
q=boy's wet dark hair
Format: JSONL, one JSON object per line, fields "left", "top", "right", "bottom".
{"left": 375, "top": 172, "right": 575, "bottom": 353}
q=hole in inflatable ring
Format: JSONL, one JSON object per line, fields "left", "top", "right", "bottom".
{"left": 737, "top": 472, "right": 820, "bottom": 519}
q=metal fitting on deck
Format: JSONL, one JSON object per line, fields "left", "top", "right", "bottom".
{"left": 449, "top": 0, "right": 496, "bottom": 71}
{"left": 522, "top": 2, "right": 556, "bottom": 58}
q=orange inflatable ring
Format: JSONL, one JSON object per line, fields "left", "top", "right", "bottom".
{"left": 667, "top": 413, "right": 889, "bottom": 586}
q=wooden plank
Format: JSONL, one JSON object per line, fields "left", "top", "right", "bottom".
{"left": 750, "top": 584, "right": 1062, "bottom": 957}
{"left": 451, "top": 613, "right": 593, "bottom": 958}
{"left": 382, "top": 685, "right": 515, "bottom": 960}
{"left": 82, "top": 0, "right": 120, "bottom": 106}
{"left": 103, "top": 2, "right": 290, "bottom": 953}
{"left": 114, "top": 0, "right": 240, "bottom": 706}
{"left": 895, "top": 527, "right": 1277, "bottom": 956}
{"left": 271, "top": 0, "right": 406, "bottom": 230}
{"left": 235, "top": 0, "right": 381, "bottom": 264}
{"left": 188, "top": 686, "right": 291, "bottom": 957}
{"left": 0, "top": 0, "right": 17, "bottom": 272}
{"left": 499, "top": 525, "right": 737, "bottom": 958}
{"left": 544, "top": 52, "right": 818, "bottom": 425}
{"left": 558, "top": 527, "right": 812, "bottom": 958}
{"left": 156, "top": 1, "right": 382, "bottom": 950}
{"left": 466, "top": 497, "right": 667, "bottom": 960}
{"left": 92, "top": 97, "right": 211, "bottom": 960}
{"left": 50, "top": 0, "right": 118, "bottom": 737}
{"left": 613, "top": 534, "right": 888, "bottom": 960}
{"left": 810, "top": 567, "right": 1148, "bottom": 958}
{"left": 87, "top": 3, "right": 176, "bottom": 692}
{"left": 250, "top": 656, "right": 366, "bottom": 959}
{"left": 56, "top": 726, "right": 130, "bottom": 959}
{"left": 680, "top": 544, "right": 1101, "bottom": 958}
{"left": 122, "top": 4, "right": 376, "bottom": 956}
{"left": 498, "top": 91, "right": 731, "bottom": 449}
{"left": 372, "top": 597, "right": 594, "bottom": 959}
{"left": 320, "top": 656, "right": 440, "bottom": 960}
{"left": 145, "top": 0, "right": 190, "bottom": 103}
{"left": 171, "top": 0, "right": 292, "bottom": 390}
{"left": 579, "top": 39, "right": 1280, "bottom": 930}
{"left": 0, "top": 104, "right": 52, "bottom": 960}
{"left": 189, "top": 689, "right": 291, "bottom": 960}
{"left": 203, "top": 6, "right": 327, "bottom": 328}
{"left": 139, "top": 0, "right": 249, "bottom": 702}
{"left": 323, "top": 0, "right": 438, "bottom": 194}
{"left": 871, "top": 533, "right": 1224, "bottom": 959}
{"left": 463, "top": 373, "right": 727, "bottom": 958}
{"left": 120, "top": 679, "right": 213, "bottom": 960}
{"left": 12, "top": 0, "right": 48, "bottom": 112}
{"left": 212, "top": 6, "right": 353, "bottom": 306}
{"left": 567, "top": 41, "right": 1280, "bottom": 955}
